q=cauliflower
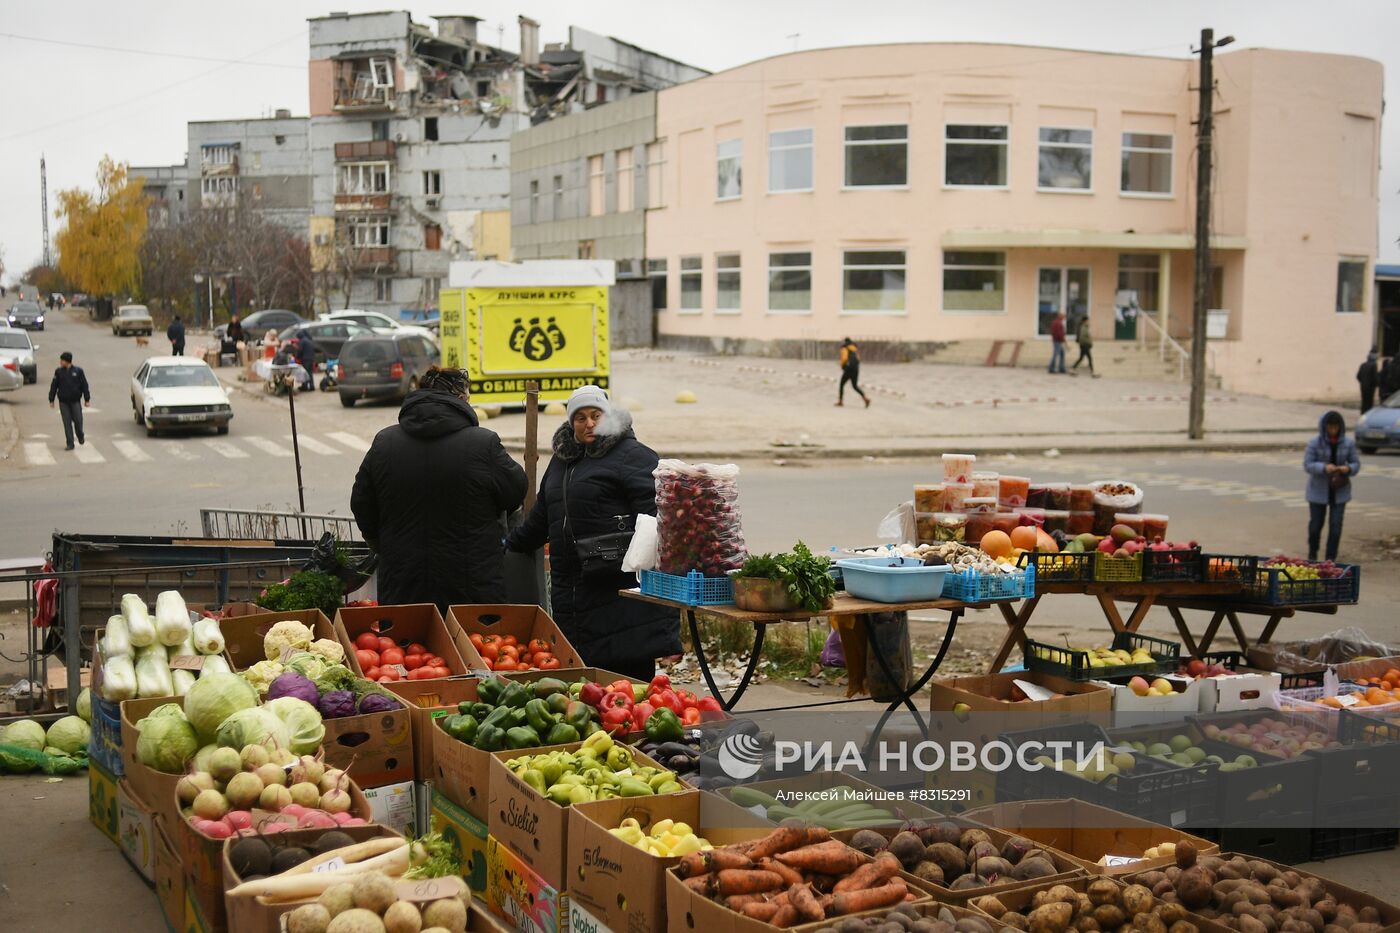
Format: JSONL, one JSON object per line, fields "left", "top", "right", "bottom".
{"left": 308, "top": 638, "right": 346, "bottom": 665}
{"left": 264, "top": 619, "right": 314, "bottom": 661}
{"left": 285, "top": 651, "right": 329, "bottom": 682}
{"left": 242, "top": 660, "right": 286, "bottom": 696}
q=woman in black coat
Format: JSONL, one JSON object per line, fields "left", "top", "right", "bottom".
{"left": 506, "top": 386, "right": 680, "bottom": 680}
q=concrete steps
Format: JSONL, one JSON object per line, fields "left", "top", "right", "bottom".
{"left": 923, "top": 339, "right": 1221, "bottom": 387}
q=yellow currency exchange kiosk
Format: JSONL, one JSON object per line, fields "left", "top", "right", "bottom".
{"left": 439, "top": 259, "right": 614, "bottom": 405}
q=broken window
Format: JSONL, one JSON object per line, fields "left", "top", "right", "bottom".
{"left": 424, "top": 117, "right": 439, "bottom": 141}
{"left": 202, "top": 144, "right": 237, "bottom": 168}
{"left": 476, "top": 79, "right": 491, "bottom": 98}
{"left": 338, "top": 162, "right": 391, "bottom": 195}
{"left": 423, "top": 171, "right": 442, "bottom": 196}
{"left": 370, "top": 58, "right": 393, "bottom": 88}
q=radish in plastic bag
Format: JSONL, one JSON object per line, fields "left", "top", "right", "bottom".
{"left": 653, "top": 459, "right": 747, "bottom": 576}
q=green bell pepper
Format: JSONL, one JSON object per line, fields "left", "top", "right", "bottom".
{"left": 480, "top": 705, "right": 514, "bottom": 730}
{"left": 643, "top": 707, "right": 683, "bottom": 743}
{"left": 443, "top": 714, "right": 479, "bottom": 745}
{"left": 568, "top": 682, "right": 583, "bottom": 699}
{"left": 632, "top": 684, "right": 649, "bottom": 704}
{"left": 524, "top": 698, "right": 557, "bottom": 734}
{"left": 581, "top": 721, "right": 602, "bottom": 738}
{"left": 533, "top": 677, "right": 569, "bottom": 699}
{"left": 545, "top": 722, "right": 580, "bottom": 745}
{"left": 469, "top": 702, "right": 494, "bottom": 721}
{"left": 504, "top": 707, "right": 528, "bottom": 729}
{"left": 477, "top": 678, "right": 504, "bottom": 705}
{"left": 499, "top": 682, "right": 532, "bottom": 709}
{"left": 475, "top": 724, "right": 506, "bottom": 752}
{"left": 563, "top": 700, "right": 594, "bottom": 733}
{"left": 505, "top": 725, "right": 542, "bottom": 749}
{"left": 545, "top": 693, "right": 571, "bottom": 717}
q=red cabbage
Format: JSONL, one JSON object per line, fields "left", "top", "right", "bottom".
{"left": 318, "top": 690, "right": 357, "bottom": 719}
{"left": 266, "top": 671, "right": 318, "bottom": 706}
{"left": 358, "top": 692, "right": 401, "bottom": 714}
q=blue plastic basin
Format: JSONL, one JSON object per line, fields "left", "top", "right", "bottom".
{"left": 833, "top": 556, "right": 950, "bottom": 603}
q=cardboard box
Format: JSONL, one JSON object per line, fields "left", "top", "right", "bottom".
{"left": 416, "top": 780, "right": 432, "bottom": 841}
{"left": 448, "top": 603, "right": 584, "bottom": 671}
{"left": 430, "top": 786, "right": 492, "bottom": 897}
{"left": 1199, "top": 670, "right": 1282, "bottom": 713}
{"left": 568, "top": 792, "right": 768, "bottom": 933}
{"left": 1093, "top": 675, "right": 1203, "bottom": 714}
{"left": 487, "top": 834, "right": 568, "bottom": 933}
{"left": 155, "top": 822, "right": 186, "bottom": 933}
{"left": 117, "top": 776, "right": 159, "bottom": 882}
{"left": 336, "top": 603, "right": 469, "bottom": 679}
{"left": 473, "top": 900, "right": 518, "bottom": 933}
{"left": 962, "top": 799, "right": 1219, "bottom": 876}
{"left": 218, "top": 607, "right": 334, "bottom": 671}
{"left": 364, "top": 780, "right": 418, "bottom": 835}
{"left": 185, "top": 885, "right": 216, "bottom": 933}
{"left": 89, "top": 756, "right": 121, "bottom": 844}
{"left": 929, "top": 672, "right": 1112, "bottom": 721}
{"left": 322, "top": 702, "right": 415, "bottom": 787}
{"left": 388, "top": 677, "right": 481, "bottom": 784}
{"left": 119, "top": 696, "right": 184, "bottom": 831}
{"left": 221, "top": 824, "right": 403, "bottom": 933}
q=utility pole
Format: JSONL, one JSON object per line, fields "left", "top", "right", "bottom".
{"left": 40, "top": 156, "right": 51, "bottom": 268}
{"left": 1189, "top": 28, "right": 1234, "bottom": 440}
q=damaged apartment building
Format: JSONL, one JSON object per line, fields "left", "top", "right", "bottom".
{"left": 307, "top": 10, "right": 706, "bottom": 315}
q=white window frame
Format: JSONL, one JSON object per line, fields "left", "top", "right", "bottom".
{"left": 715, "top": 253, "right": 741, "bottom": 314}
{"left": 588, "top": 154, "right": 605, "bottom": 216}
{"left": 422, "top": 170, "right": 442, "bottom": 196}
{"left": 943, "top": 123, "right": 1010, "bottom": 190}
{"left": 942, "top": 250, "right": 1008, "bottom": 315}
{"left": 1037, "top": 126, "right": 1094, "bottom": 193}
{"left": 200, "top": 176, "right": 237, "bottom": 196}
{"left": 370, "top": 57, "right": 393, "bottom": 88}
{"left": 338, "top": 161, "right": 391, "bottom": 195}
{"left": 1337, "top": 257, "right": 1368, "bottom": 314}
{"left": 767, "top": 251, "right": 813, "bottom": 315}
{"left": 768, "top": 128, "right": 814, "bottom": 194}
{"left": 425, "top": 277, "right": 442, "bottom": 306}
{"left": 716, "top": 138, "right": 742, "bottom": 201}
{"left": 843, "top": 124, "right": 909, "bottom": 190}
{"left": 345, "top": 215, "right": 391, "bottom": 248}
{"left": 841, "top": 249, "right": 907, "bottom": 315}
{"left": 679, "top": 255, "right": 703, "bottom": 314}
{"left": 616, "top": 147, "right": 635, "bottom": 213}
{"left": 1120, "top": 132, "right": 1174, "bottom": 198}
{"left": 646, "top": 139, "right": 667, "bottom": 208}
{"left": 202, "top": 144, "right": 237, "bottom": 167}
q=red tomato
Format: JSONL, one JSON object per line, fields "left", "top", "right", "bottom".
{"left": 365, "top": 666, "right": 381, "bottom": 680}
{"left": 406, "top": 667, "right": 430, "bottom": 680}
{"left": 538, "top": 657, "right": 561, "bottom": 670}
{"left": 480, "top": 634, "right": 501, "bottom": 647}
{"left": 403, "top": 654, "right": 425, "bottom": 670}
{"left": 377, "top": 636, "right": 396, "bottom": 652}
{"left": 377, "top": 674, "right": 397, "bottom": 683}
{"left": 408, "top": 642, "right": 428, "bottom": 655}
{"left": 468, "top": 633, "right": 484, "bottom": 649}
{"left": 377, "top": 667, "right": 401, "bottom": 681}
{"left": 498, "top": 645, "right": 519, "bottom": 661}
{"left": 500, "top": 635, "right": 518, "bottom": 648}
{"left": 355, "top": 649, "right": 379, "bottom": 671}
{"left": 427, "top": 656, "right": 446, "bottom": 668}
{"left": 534, "top": 652, "right": 555, "bottom": 665}
{"left": 494, "top": 659, "right": 518, "bottom": 671}
{"left": 355, "top": 632, "right": 380, "bottom": 651}
{"left": 381, "top": 647, "right": 405, "bottom": 666}
{"left": 527, "top": 638, "right": 551, "bottom": 655}
{"left": 480, "top": 643, "right": 499, "bottom": 662}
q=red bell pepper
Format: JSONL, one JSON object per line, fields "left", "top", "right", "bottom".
{"left": 697, "top": 696, "right": 723, "bottom": 713}
{"left": 601, "top": 705, "right": 633, "bottom": 735}
{"left": 650, "top": 688, "right": 682, "bottom": 714}
{"left": 579, "top": 681, "right": 606, "bottom": 707}
{"left": 633, "top": 701, "right": 656, "bottom": 725}
{"left": 648, "top": 674, "right": 672, "bottom": 694}
{"left": 682, "top": 706, "right": 702, "bottom": 725}
{"left": 606, "top": 678, "right": 634, "bottom": 697}
{"left": 677, "top": 690, "right": 699, "bottom": 710}
{"left": 600, "top": 690, "right": 634, "bottom": 711}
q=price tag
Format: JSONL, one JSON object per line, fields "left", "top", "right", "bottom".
{"left": 391, "top": 664, "right": 409, "bottom": 678}
{"left": 1335, "top": 693, "right": 1360, "bottom": 708}
{"left": 314, "top": 857, "right": 347, "bottom": 874}
{"left": 169, "top": 655, "right": 206, "bottom": 671}
{"left": 1099, "top": 855, "right": 1145, "bottom": 867}
{"left": 394, "top": 877, "right": 464, "bottom": 902}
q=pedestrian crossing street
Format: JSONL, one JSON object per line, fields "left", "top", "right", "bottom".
{"left": 16, "top": 431, "right": 371, "bottom": 468}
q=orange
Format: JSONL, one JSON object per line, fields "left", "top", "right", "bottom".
{"left": 981, "top": 530, "right": 1013, "bottom": 559}
{"left": 1320, "top": 697, "right": 1343, "bottom": 708}
{"left": 1010, "top": 526, "right": 1039, "bottom": 551}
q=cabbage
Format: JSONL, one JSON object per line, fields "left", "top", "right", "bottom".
{"left": 76, "top": 687, "right": 92, "bottom": 723}
{"left": 319, "top": 690, "right": 357, "bottom": 719}
{"left": 137, "top": 715, "right": 199, "bottom": 774}
{"left": 264, "top": 696, "right": 326, "bottom": 755}
{"left": 308, "top": 638, "right": 346, "bottom": 664}
{"left": 264, "top": 619, "right": 314, "bottom": 661}
{"left": 182, "top": 672, "right": 259, "bottom": 744}
{"left": 0, "top": 719, "right": 46, "bottom": 751}
{"left": 101, "top": 656, "right": 137, "bottom": 701}
{"left": 358, "top": 692, "right": 401, "bottom": 714}
{"left": 46, "top": 716, "right": 91, "bottom": 756}
{"left": 268, "top": 671, "right": 319, "bottom": 705}
{"left": 138, "top": 703, "right": 186, "bottom": 727}
{"left": 215, "top": 706, "right": 291, "bottom": 752}
{"left": 104, "top": 613, "right": 132, "bottom": 658}
{"left": 121, "top": 594, "right": 156, "bottom": 648}
{"left": 243, "top": 660, "right": 285, "bottom": 696}
{"left": 285, "top": 651, "right": 331, "bottom": 682}
{"left": 155, "top": 591, "right": 192, "bottom": 647}
{"left": 169, "top": 634, "right": 198, "bottom": 660}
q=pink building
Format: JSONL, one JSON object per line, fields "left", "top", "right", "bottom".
{"left": 643, "top": 43, "right": 1383, "bottom": 399}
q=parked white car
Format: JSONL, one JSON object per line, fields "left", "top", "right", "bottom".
{"left": 319, "top": 309, "right": 438, "bottom": 344}
{"left": 0, "top": 326, "right": 38, "bottom": 383}
{"left": 0, "top": 357, "right": 22, "bottom": 392}
{"left": 130, "top": 357, "right": 233, "bottom": 436}
{"left": 112, "top": 304, "right": 154, "bottom": 336}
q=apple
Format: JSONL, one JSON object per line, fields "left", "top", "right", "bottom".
{"left": 1151, "top": 678, "right": 1175, "bottom": 695}
{"left": 1185, "top": 659, "right": 1207, "bottom": 678}
{"left": 1128, "top": 676, "right": 1151, "bottom": 697}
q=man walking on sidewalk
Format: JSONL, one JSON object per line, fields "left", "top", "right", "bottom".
{"left": 48, "top": 351, "right": 91, "bottom": 450}
{"left": 167, "top": 315, "right": 186, "bottom": 356}
{"left": 1048, "top": 312, "right": 1068, "bottom": 374}
{"left": 836, "top": 337, "right": 870, "bottom": 408}
{"left": 1071, "top": 315, "right": 1098, "bottom": 377}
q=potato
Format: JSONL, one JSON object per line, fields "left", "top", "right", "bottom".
{"left": 1202, "top": 856, "right": 1226, "bottom": 872}
{"left": 1246, "top": 886, "right": 1274, "bottom": 907}
{"left": 1351, "top": 926, "right": 1383, "bottom": 933}
{"left": 1153, "top": 880, "right": 1175, "bottom": 899}
{"left": 1134, "top": 912, "right": 1167, "bottom": 933}
{"left": 1136, "top": 872, "right": 1169, "bottom": 891}
{"left": 1167, "top": 923, "right": 1198, "bottom": 933}
{"left": 1028, "top": 902, "right": 1074, "bottom": 933}
{"left": 1094, "top": 906, "right": 1127, "bottom": 929}
{"left": 1076, "top": 895, "right": 1095, "bottom": 917}
{"left": 1315, "top": 903, "right": 1339, "bottom": 924}
{"left": 1283, "top": 872, "right": 1302, "bottom": 888}
{"left": 1175, "top": 867, "right": 1217, "bottom": 910}
{"left": 1240, "top": 918, "right": 1269, "bottom": 933}
{"left": 1249, "top": 862, "right": 1281, "bottom": 884}
{"left": 1002, "top": 915, "right": 1030, "bottom": 932}
{"left": 972, "top": 896, "right": 1009, "bottom": 917}
{"left": 1074, "top": 917, "right": 1100, "bottom": 933}
{"left": 1047, "top": 886, "right": 1078, "bottom": 905}
{"left": 1123, "top": 885, "right": 1155, "bottom": 918}
{"left": 914, "top": 862, "right": 946, "bottom": 885}
{"left": 1160, "top": 893, "right": 1181, "bottom": 906}
{"left": 1324, "top": 925, "right": 1351, "bottom": 933}
{"left": 1298, "top": 910, "right": 1324, "bottom": 932}
{"left": 1159, "top": 903, "right": 1186, "bottom": 926}
{"left": 1175, "top": 843, "right": 1199, "bottom": 870}
{"left": 925, "top": 843, "right": 969, "bottom": 878}
{"left": 1357, "top": 909, "right": 1381, "bottom": 926}
{"left": 1166, "top": 867, "right": 1182, "bottom": 882}
{"left": 1271, "top": 889, "right": 1305, "bottom": 910}
{"left": 1220, "top": 864, "right": 1245, "bottom": 881}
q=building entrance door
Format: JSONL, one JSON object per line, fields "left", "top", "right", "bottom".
{"left": 1037, "top": 267, "right": 1090, "bottom": 337}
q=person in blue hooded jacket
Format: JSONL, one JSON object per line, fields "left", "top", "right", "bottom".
{"left": 1303, "top": 410, "right": 1361, "bottom": 562}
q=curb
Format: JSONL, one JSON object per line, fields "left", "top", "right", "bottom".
{"left": 0, "top": 403, "right": 17, "bottom": 464}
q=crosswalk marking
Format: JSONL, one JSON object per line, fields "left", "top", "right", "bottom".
{"left": 204, "top": 439, "right": 249, "bottom": 459}
{"left": 292, "top": 435, "right": 341, "bottom": 455}
{"left": 166, "top": 445, "right": 199, "bottom": 461}
{"left": 327, "top": 431, "right": 369, "bottom": 452}
{"left": 112, "top": 440, "right": 152, "bottom": 462}
{"left": 23, "top": 442, "right": 54, "bottom": 466}
{"left": 244, "top": 436, "right": 292, "bottom": 458}
{"left": 73, "top": 443, "right": 105, "bottom": 464}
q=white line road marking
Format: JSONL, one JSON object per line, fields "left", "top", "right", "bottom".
{"left": 292, "top": 435, "right": 341, "bottom": 455}
{"left": 112, "top": 440, "right": 152, "bottom": 462}
{"left": 73, "top": 443, "right": 105, "bottom": 464}
{"left": 205, "top": 440, "right": 249, "bottom": 459}
{"left": 31, "top": 433, "right": 50, "bottom": 439}
{"left": 327, "top": 431, "right": 369, "bottom": 452}
{"left": 23, "top": 442, "right": 55, "bottom": 466}
{"left": 244, "top": 436, "right": 292, "bottom": 458}
{"left": 166, "top": 445, "right": 199, "bottom": 461}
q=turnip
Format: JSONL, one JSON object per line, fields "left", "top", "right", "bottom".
{"left": 177, "top": 772, "right": 216, "bottom": 806}
{"left": 289, "top": 782, "right": 322, "bottom": 808}
{"left": 192, "top": 788, "right": 230, "bottom": 820}
{"left": 421, "top": 897, "right": 466, "bottom": 933}
{"left": 256, "top": 762, "right": 288, "bottom": 787}
{"left": 351, "top": 871, "right": 397, "bottom": 914}
{"left": 224, "top": 810, "right": 253, "bottom": 831}
{"left": 271, "top": 747, "right": 299, "bottom": 766}
{"left": 262, "top": 822, "right": 290, "bottom": 834}
{"left": 327, "top": 909, "right": 386, "bottom": 933}
{"left": 241, "top": 744, "right": 271, "bottom": 770}
{"left": 287, "top": 903, "right": 332, "bottom": 933}
{"left": 226, "top": 772, "right": 264, "bottom": 809}
{"left": 383, "top": 901, "right": 422, "bottom": 933}
{"left": 342, "top": 818, "right": 367, "bottom": 826}
{"left": 299, "top": 754, "right": 327, "bottom": 785}
{"left": 321, "top": 789, "right": 352, "bottom": 814}
{"left": 319, "top": 768, "right": 347, "bottom": 795}
{"left": 259, "top": 784, "right": 292, "bottom": 811}
{"left": 209, "top": 747, "right": 242, "bottom": 783}
{"left": 318, "top": 883, "right": 355, "bottom": 917}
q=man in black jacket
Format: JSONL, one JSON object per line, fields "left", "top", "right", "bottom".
{"left": 167, "top": 315, "right": 185, "bottom": 356}
{"left": 48, "top": 351, "right": 91, "bottom": 450}
{"left": 351, "top": 366, "right": 526, "bottom": 611}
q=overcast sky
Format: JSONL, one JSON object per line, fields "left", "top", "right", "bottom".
{"left": 2, "top": 0, "right": 1396, "bottom": 281}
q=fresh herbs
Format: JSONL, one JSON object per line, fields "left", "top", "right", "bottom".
{"left": 403, "top": 832, "right": 462, "bottom": 879}
{"left": 735, "top": 541, "right": 837, "bottom": 612}
{"left": 257, "top": 570, "right": 344, "bottom": 619}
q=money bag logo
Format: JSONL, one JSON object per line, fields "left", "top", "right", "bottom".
{"left": 510, "top": 315, "right": 566, "bottom": 362}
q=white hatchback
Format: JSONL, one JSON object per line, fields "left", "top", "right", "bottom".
{"left": 131, "top": 357, "right": 234, "bottom": 436}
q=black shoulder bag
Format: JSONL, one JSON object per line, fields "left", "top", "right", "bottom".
{"left": 563, "top": 463, "right": 635, "bottom": 575}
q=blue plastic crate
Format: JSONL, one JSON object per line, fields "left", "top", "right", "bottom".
{"left": 833, "top": 556, "right": 950, "bottom": 603}
{"left": 89, "top": 695, "right": 124, "bottom": 777}
{"left": 943, "top": 563, "right": 1035, "bottom": 602}
{"left": 638, "top": 569, "right": 734, "bottom": 606}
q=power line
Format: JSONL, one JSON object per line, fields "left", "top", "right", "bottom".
{"left": 0, "top": 30, "right": 303, "bottom": 69}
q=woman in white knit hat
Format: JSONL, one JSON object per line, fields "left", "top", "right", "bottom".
{"left": 506, "top": 385, "right": 679, "bottom": 679}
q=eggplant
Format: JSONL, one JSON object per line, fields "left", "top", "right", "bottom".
{"left": 652, "top": 741, "right": 699, "bottom": 759}
{"left": 667, "top": 753, "right": 696, "bottom": 772}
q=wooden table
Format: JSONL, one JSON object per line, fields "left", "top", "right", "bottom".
{"left": 987, "top": 580, "right": 1247, "bottom": 674}
{"left": 1157, "top": 599, "right": 1340, "bottom": 657}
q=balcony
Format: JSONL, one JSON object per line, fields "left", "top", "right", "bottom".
{"left": 335, "top": 140, "right": 396, "bottom": 161}
{"left": 334, "top": 77, "right": 395, "bottom": 113}
{"left": 347, "top": 247, "right": 395, "bottom": 270}
{"left": 335, "top": 193, "right": 393, "bottom": 212}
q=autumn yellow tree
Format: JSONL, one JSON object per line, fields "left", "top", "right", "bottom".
{"left": 55, "top": 156, "right": 147, "bottom": 297}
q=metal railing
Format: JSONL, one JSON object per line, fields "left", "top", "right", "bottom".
{"left": 1136, "top": 312, "right": 1215, "bottom": 382}
{"left": 200, "top": 509, "right": 362, "bottom": 543}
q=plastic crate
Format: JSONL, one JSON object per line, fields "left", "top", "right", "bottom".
{"left": 1189, "top": 824, "right": 1313, "bottom": 864}
{"left": 1141, "top": 546, "right": 1204, "bottom": 583}
{"left": 1201, "top": 553, "right": 1260, "bottom": 585}
{"left": 1339, "top": 708, "right": 1400, "bottom": 745}
{"left": 1093, "top": 551, "right": 1143, "bottom": 583}
{"left": 1309, "top": 796, "right": 1400, "bottom": 860}
{"left": 1243, "top": 562, "right": 1361, "bottom": 606}
{"left": 834, "top": 557, "right": 950, "bottom": 603}
{"left": 1277, "top": 682, "right": 1400, "bottom": 715}
{"left": 637, "top": 569, "right": 734, "bottom": 606}
{"left": 89, "top": 695, "right": 124, "bottom": 778}
{"left": 1016, "top": 551, "right": 1092, "bottom": 584}
{"left": 1200, "top": 650, "right": 1324, "bottom": 690}
{"left": 943, "top": 564, "right": 1035, "bottom": 603}
{"left": 1026, "top": 630, "right": 1180, "bottom": 682}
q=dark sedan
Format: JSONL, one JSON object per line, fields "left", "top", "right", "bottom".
{"left": 217, "top": 309, "right": 306, "bottom": 342}
{"left": 276, "top": 319, "right": 376, "bottom": 365}
{"left": 337, "top": 333, "right": 440, "bottom": 407}
{"left": 7, "top": 301, "right": 45, "bottom": 330}
{"left": 1357, "top": 391, "right": 1400, "bottom": 453}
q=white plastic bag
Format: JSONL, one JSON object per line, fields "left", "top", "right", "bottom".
{"left": 877, "top": 501, "right": 916, "bottom": 545}
{"left": 622, "top": 514, "right": 658, "bottom": 573}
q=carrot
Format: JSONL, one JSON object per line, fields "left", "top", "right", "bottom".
{"left": 724, "top": 894, "right": 770, "bottom": 911}
{"left": 741, "top": 902, "right": 781, "bottom": 922}
{"left": 748, "top": 826, "right": 831, "bottom": 861}
{"left": 775, "top": 841, "right": 864, "bottom": 875}
{"left": 831, "top": 878, "right": 907, "bottom": 916}
{"left": 683, "top": 876, "right": 715, "bottom": 896}
{"left": 790, "top": 883, "right": 825, "bottom": 923}
{"left": 716, "top": 869, "right": 787, "bottom": 897}
{"left": 757, "top": 857, "right": 804, "bottom": 887}
{"left": 676, "top": 848, "right": 754, "bottom": 878}
{"left": 833, "top": 852, "right": 901, "bottom": 894}
{"left": 771, "top": 904, "right": 801, "bottom": 928}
